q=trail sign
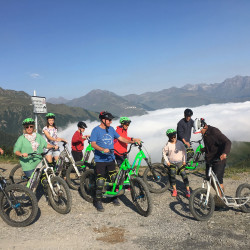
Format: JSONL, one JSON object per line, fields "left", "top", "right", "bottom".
{"left": 31, "top": 96, "right": 47, "bottom": 113}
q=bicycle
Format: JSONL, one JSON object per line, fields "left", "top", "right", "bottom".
{"left": 0, "top": 168, "right": 38, "bottom": 227}
{"left": 121, "top": 142, "right": 170, "bottom": 193}
{"left": 185, "top": 139, "right": 205, "bottom": 170}
{"left": 189, "top": 159, "right": 250, "bottom": 221}
{"left": 56, "top": 140, "right": 95, "bottom": 190}
{"left": 9, "top": 150, "right": 72, "bottom": 214}
{"left": 80, "top": 146, "right": 153, "bottom": 217}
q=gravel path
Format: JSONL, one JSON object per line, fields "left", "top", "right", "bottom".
{"left": 0, "top": 163, "right": 249, "bottom": 250}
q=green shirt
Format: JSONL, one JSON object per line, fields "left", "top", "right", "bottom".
{"left": 13, "top": 133, "right": 48, "bottom": 171}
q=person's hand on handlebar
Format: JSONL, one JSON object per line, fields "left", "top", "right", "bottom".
{"left": 21, "top": 153, "right": 29, "bottom": 158}
{"left": 103, "top": 148, "right": 110, "bottom": 153}
{"left": 132, "top": 138, "right": 141, "bottom": 144}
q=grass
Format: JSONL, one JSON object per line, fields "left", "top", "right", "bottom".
{"left": 0, "top": 155, "right": 19, "bottom": 164}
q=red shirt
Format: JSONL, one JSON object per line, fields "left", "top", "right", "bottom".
{"left": 71, "top": 131, "right": 85, "bottom": 152}
{"left": 114, "top": 126, "right": 131, "bottom": 156}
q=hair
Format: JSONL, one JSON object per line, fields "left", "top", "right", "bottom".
{"left": 46, "top": 119, "right": 57, "bottom": 129}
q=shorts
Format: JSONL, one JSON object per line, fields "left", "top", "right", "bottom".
{"left": 71, "top": 151, "right": 83, "bottom": 162}
{"left": 45, "top": 148, "right": 60, "bottom": 158}
{"left": 95, "top": 161, "right": 116, "bottom": 179}
{"left": 206, "top": 161, "right": 226, "bottom": 184}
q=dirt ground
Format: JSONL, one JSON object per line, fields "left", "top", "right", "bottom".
{"left": 0, "top": 163, "right": 249, "bottom": 250}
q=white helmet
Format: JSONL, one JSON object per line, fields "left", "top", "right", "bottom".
{"left": 194, "top": 118, "right": 206, "bottom": 134}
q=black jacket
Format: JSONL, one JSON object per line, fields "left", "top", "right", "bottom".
{"left": 203, "top": 125, "right": 231, "bottom": 162}
{"left": 177, "top": 118, "right": 194, "bottom": 143}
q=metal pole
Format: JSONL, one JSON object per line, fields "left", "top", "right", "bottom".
{"left": 33, "top": 90, "right": 38, "bottom": 132}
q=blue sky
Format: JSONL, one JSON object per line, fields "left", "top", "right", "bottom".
{"left": 1, "top": 0, "right": 250, "bottom": 99}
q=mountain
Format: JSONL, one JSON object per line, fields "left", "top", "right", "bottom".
{"left": 47, "top": 96, "right": 69, "bottom": 104}
{"left": 0, "top": 87, "right": 98, "bottom": 143}
{"left": 65, "top": 89, "right": 148, "bottom": 116}
{"left": 48, "top": 76, "right": 250, "bottom": 113}
{"left": 124, "top": 76, "right": 250, "bottom": 109}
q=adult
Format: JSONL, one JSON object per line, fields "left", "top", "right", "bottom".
{"left": 14, "top": 118, "right": 58, "bottom": 177}
{"left": 114, "top": 117, "right": 141, "bottom": 166}
{"left": 42, "top": 113, "right": 65, "bottom": 165}
{"left": 90, "top": 111, "right": 137, "bottom": 212}
{"left": 177, "top": 108, "right": 194, "bottom": 148}
{"left": 71, "top": 121, "right": 90, "bottom": 162}
{"left": 194, "top": 118, "right": 231, "bottom": 194}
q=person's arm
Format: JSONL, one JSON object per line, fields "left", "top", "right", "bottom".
{"left": 91, "top": 141, "right": 109, "bottom": 153}
{"left": 47, "top": 144, "right": 59, "bottom": 150}
{"left": 0, "top": 148, "right": 3, "bottom": 155}
{"left": 177, "top": 122, "right": 189, "bottom": 147}
{"left": 180, "top": 142, "right": 187, "bottom": 165}
{"left": 118, "top": 136, "right": 141, "bottom": 144}
{"left": 162, "top": 144, "right": 170, "bottom": 166}
{"left": 216, "top": 130, "right": 231, "bottom": 160}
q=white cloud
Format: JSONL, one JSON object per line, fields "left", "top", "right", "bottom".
{"left": 58, "top": 101, "right": 250, "bottom": 163}
{"left": 30, "top": 73, "right": 40, "bottom": 79}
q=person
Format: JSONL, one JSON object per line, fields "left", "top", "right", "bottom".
{"left": 177, "top": 109, "right": 194, "bottom": 148}
{"left": 194, "top": 118, "right": 231, "bottom": 195}
{"left": 114, "top": 117, "right": 141, "bottom": 166}
{"left": 42, "top": 113, "right": 65, "bottom": 165}
{"left": 162, "top": 129, "right": 191, "bottom": 198}
{"left": 90, "top": 111, "right": 139, "bottom": 212}
{"left": 14, "top": 118, "right": 58, "bottom": 178}
{"left": 0, "top": 148, "right": 4, "bottom": 155}
{"left": 71, "top": 121, "right": 90, "bottom": 162}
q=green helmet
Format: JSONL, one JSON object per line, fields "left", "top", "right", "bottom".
{"left": 120, "top": 117, "right": 131, "bottom": 125}
{"left": 22, "top": 118, "right": 35, "bottom": 126}
{"left": 46, "top": 113, "right": 55, "bottom": 119}
{"left": 166, "top": 128, "right": 177, "bottom": 137}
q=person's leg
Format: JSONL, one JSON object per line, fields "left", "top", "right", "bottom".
{"left": 23, "top": 169, "right": 34, "bottom": 178}
{"left": 94, "top": 162, "right": 106, "bottom": 212}
{"left": 71, "top": 151, "right": 83, "bottom": 162}
{"left": 213, "top": 161, "right": 226, "bottom": 197}
{"left": 107, "top": 161, "right": 120, "bottom": 206}
{"left": 178, "top": 164, "right": 190, "bottom": 197}
{"left": 169, "top": 165, "right": 177, "bottom": 196}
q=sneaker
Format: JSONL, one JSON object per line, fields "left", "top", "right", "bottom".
{"left": 94, "top": 201, "right": 105, "bottom": 212}
{"left": 111, "top": 197, "right": 120, "bottom": 206}
{"left": 186, "top": 190, "right": 191, "bottom": 198}
{"left": 172, "top": 189, "right": 177, "bottom": 197}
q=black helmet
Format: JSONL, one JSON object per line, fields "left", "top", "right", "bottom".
{"left": 184, "top": 108, "right": 193, "bottom": 117}
{"left": 77, "top": 121, "right": 87, "bottom": 129}
{"left": 99, "top": 111, "right": 115, "bottom": 120}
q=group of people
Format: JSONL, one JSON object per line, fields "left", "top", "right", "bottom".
{"left": 11, "top": 108, "right": 231, "bottom": 212}
{"left": 163, "top": 108, "right": 231, "bottom": 199}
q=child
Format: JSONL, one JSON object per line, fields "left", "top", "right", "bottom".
{"left": 71, "top": 121, "right": 90, "bottom": 162}
{"left": 162, "top": 129, "right": 190, "bottom": 198}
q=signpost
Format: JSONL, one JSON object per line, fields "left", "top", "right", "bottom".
{"left": 31, "top": 90, "right": 47, "bottom": 131}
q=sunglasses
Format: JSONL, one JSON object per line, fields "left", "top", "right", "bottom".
{"left": 170, "top": 135, "right": 176, "bottom": 139}
{"left": 25, "top": 125, "right": 34, "bottom": 129}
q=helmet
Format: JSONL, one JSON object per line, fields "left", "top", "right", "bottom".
{"left": 99, "top": 111, "right": 115, "bottom": 120}
{"left": 120, "top": 117, "right": 131, "bottom": 125}
{"left": 184, "top": 109, "right": 193, "bottom": 117}
{"left": 193, "top": 118, "right": 206, "bottom": 134}
{"left": 22, "top": 118, "right": 35, "bottom": 126}
{"left": 46, "top": 113, "right": 55, "bottom": 119}
{"left": 77, "top": 121, "right": 87, "bottom": 129}
{"left": 166, "top": 128, "right": 177, "bottom": 138}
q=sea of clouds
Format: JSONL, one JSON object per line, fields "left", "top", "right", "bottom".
{"left": 59, "top": 101, "right": 250, "bottom": 163}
